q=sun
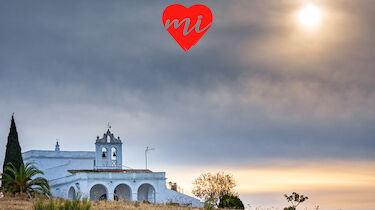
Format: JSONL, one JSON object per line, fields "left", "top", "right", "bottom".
{"left": 298, "top": 4, "right": 322, "bottom": 28}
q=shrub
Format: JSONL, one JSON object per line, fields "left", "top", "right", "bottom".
{"left": 33, "top": 199, "right": 44, "bottom": 210}
{"left": 283, "top": 192, "right": 309, "bottom": 210}
{"left": 166, "top": 200, "right": 180, "bottom": 206}
{"left": 204, "top": 196, "right": 217, "bottom": 210}
{"left": 218, "top": 194, "right": 244, "bottom": 209}
{"left": 33, "top": 198, "right": 91, "bottom": 210}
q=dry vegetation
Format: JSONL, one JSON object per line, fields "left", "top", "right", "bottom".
{"left": 0, "top": 196, "right": 204, "bottom": 210}
{"left": 91, "top": 201, "right": 202, "bottom": 210}
{"left": 0, "top": 195, "right": 32, "bottom": 210}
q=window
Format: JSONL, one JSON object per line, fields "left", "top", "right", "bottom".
{"left": 102, "top": 147, "right": 107, "bottom": 158}
{"left": 111, "top": 147, "right": 117, "bottom": 160}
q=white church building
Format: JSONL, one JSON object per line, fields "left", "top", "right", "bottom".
{"left": 22, "top": 129, "right": 202, "bottom": 207}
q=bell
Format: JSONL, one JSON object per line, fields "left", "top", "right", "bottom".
{"left": 113, "top": 152, "right": 116, "bottom": 157}
{"left": 102, "top": 152, "right": 106, "bottom": 158}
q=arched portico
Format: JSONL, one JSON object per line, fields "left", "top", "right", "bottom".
{"left": 137, "top": 183, "right": 156, "bottom": 203}
{"left": 114, "top": 184, "right": 131, "bottom": 201}
{"left": 68, "top": 186, "right": 76, "bottom": 200}
{"left": 90, "top": 184, "right": 108, "bottom": 201}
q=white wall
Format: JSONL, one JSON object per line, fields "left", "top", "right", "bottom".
{"left": 49, "top": 172, "right": 202, "bottom": 207}
{"left": 23, "top": 150, "right": 95, "bottom": 180}
{"left": 22, "top": 149, "right": 202, "bottom": 207}
{"left": 162, "top": 189, "right": 203, "bottom": 207}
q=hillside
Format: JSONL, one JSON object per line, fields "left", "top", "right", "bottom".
{"left": 0, "top": 196, "right": 203, "bottom": 210}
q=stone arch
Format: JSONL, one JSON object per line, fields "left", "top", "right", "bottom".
{"left": 90, "top": 184, "right": 108, "bottom": 201}
{"left": 68, "top": 186, "right": 76, "bottom": 200}
{"left": 114, "top": 184, "right": 131, "bottom": 201}
{"left": 137, "top": 183, "right": 156, "bottom": 203}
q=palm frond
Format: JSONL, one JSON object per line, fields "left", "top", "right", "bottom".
{"left": 0, "top": 162, "right": 51, "bottom": 197}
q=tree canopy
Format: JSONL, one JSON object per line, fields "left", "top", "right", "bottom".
{"left": 192, "top": 171, "right": 236, "bottom": 201}
{"left": 1, "top": 162, "right": 50, "bottom": 197}
{"left": 1, "top": 115, "right": 23, "bottom": 188}
{"left": 284, "top": 192, "right": 309, "bottom": 210}
{"left": 218, "top": 194, "right": 244, "bottom": 209}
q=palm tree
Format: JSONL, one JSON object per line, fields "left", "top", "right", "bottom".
{"left": 1, "top": 162, "right": 51, "bottom": 197}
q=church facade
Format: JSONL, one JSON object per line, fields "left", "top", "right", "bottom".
{"left": 22, "top": 129, "right": 202, "bottom": 207}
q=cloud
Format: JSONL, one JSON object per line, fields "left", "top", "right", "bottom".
{"left": 166, "top": 160, "right": 375, "bottom": 210}
{"left": 0, "top": 0, "right": 375, "bottom": 171}
{"left": 1, "top": 1, "right": 375, "bottom": 208}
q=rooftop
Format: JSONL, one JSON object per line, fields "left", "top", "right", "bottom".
{"left": 68, "top": 169, "right": 152, "bottom": 173}
{"left": 96, "top": 129, "right": 122, "bottom": 144}
{"left": 22, "top": 150, "right": 95, "bottom": 160}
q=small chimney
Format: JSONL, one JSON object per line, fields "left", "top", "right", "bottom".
{"left": 169, "top": 182, "right": 178, "bottom": 191}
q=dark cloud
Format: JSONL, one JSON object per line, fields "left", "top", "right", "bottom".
{"left": 0, "top": 0, "right": 375, "bottom": 170}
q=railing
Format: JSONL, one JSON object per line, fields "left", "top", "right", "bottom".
{"left": 112, "top": 160, "right": 117, "bottom": 166}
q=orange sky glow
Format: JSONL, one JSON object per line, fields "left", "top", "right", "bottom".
{"left": 164, "top": 160, "right": 375, "bottom": 210}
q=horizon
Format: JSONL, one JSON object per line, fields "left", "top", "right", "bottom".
{"left": 2, "top": 118, "right": 375, "bottom": 209}
{"left": 1, "top": 0, "right": 375, "bottom": 209}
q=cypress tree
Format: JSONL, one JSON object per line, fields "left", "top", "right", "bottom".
{"left": 1, "top": 114, "right": 24, "bottom": 187}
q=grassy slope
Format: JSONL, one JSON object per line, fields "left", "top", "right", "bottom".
{"left": 0, "top": 197, "right": 203, "bottom": 210}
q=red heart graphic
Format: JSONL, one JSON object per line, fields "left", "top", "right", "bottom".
{"left": 162, "top": 4, "right": 213, "bottom": 52}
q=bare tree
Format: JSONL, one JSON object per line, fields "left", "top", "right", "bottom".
{"left": 284, "top": 192, "right": 309, "bottom": 210}
{"left": 192, "top": 171, "right": 236, "bottom": 202}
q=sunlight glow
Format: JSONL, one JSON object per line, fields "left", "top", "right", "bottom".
{"left": 298, "top": 4, "right": 322, "bottom": 28}
{"left": 164, "top": 160, "right": 375, "bottom": 209}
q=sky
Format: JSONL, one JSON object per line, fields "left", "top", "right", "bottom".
{"left": 1, "top": 0, "right": 375, "bottom": 209}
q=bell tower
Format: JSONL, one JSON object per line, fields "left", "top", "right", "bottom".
{"left": 95, "top": 129, "right": 122, "bottom": 169}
